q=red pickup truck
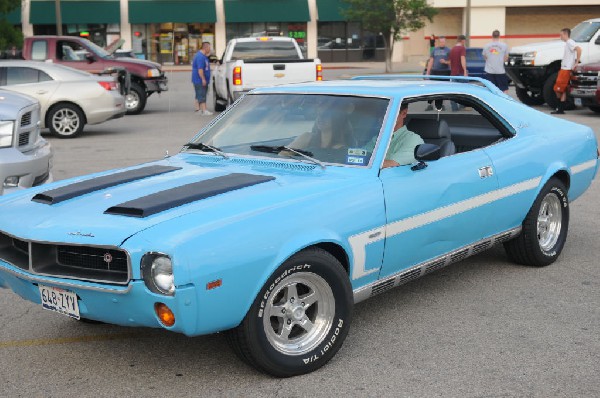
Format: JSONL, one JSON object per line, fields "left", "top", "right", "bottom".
{"left": 570, "top": 62, "right": 600, "bottom": 114}
{"left": 22, "top": 36, "right": 168, "bottom": 114}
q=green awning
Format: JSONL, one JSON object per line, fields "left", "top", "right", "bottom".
{"left": 129, "top": 1, "right": 216, "bottom": 24}
{"left": 2, "top": 8, "right": 21, "bottom": 25}
{"left": 317, "top": 0, "right": 349, "bottom": 22}
{"left": 224, "top": 0, "right": 310, "bottom": 23}
{"left": 30, "top": 0, "right": 120, "bottom": 25}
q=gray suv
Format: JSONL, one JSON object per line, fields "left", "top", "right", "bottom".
{"left": 0, "top": 90, "right": 52, "bottom": 195}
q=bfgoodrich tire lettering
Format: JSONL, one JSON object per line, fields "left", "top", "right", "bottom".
{"left": 504, "top": 177, "right": 569, "bottom": 266}
{"left": 226, "top": 247, "right": 353, "bottom": 377}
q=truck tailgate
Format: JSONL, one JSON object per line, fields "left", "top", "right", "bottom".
{"left": 241, "top": 60, "right": 318, "bottom": 88}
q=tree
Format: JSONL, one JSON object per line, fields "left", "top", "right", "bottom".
{"left": 342, "top": 0, "right": 437, "bottom": 72}
{"left": 0, "top": 0, "right": 23, "bottom": 50}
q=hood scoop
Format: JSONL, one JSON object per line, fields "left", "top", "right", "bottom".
{"left": 32, "top": 165, "right": 181, "bottom": 205}
{"left": 104, "top": 173, "right": 275, "bottom": 218}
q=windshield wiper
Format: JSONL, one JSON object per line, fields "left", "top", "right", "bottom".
{"left": 184, "top": 142, "right": 229, "bottom": 159}
{"left": 250, "top": 145, "right": 325, "bottom": 169}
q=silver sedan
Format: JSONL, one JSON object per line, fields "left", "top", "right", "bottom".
{"left": 0, "top": 60, "right": 126, "bottom": 138}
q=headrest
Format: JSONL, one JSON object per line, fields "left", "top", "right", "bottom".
{"left": 407, "top": 118, "right": 450, "bottom": 140}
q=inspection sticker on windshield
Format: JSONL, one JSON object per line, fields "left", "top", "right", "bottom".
{"left": 38, "top": 284, "right": 80, "bottom": 320}
{"left": 347, "top": 156, "right": 366, "bottom": 165}
{"left": 348, "top": 148, "right": 367, "bottom": 156}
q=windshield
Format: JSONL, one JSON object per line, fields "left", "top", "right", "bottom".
{"left": 571, "top": 21, "right": 600, "bottom": 42}
{"left": 82, "top": 39, "right": 111, "bottom": 58}
{"left": 231, "top": 41, "right": 300, "bottom": 60}
{"left": 190, "top": 94, "right": 390, "bottom": 167}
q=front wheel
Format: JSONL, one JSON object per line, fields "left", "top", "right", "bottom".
{"left": 125, "top": 82, "right": 147, "bottom": 115}
{"left": 515, "top": 86, "right": 544, "bottom": 106}
{"left": 226, "top": 247, "right": 353, "bottom": 377}
{"left": 504, "top": 178, "right": 569, "bottom": 266}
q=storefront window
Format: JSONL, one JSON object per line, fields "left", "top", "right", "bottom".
{"left": 136, "top": 22, "right": 215, "bottom": 64}
{"left": 317, "top": 22, "right": 385, "bottom": 62}
{"left": 33, "top": 24, "right": 115, "bottom": 48}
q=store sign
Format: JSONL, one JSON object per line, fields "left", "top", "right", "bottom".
{"left": 288, "top": 31, "right": 306, "bottom": 40}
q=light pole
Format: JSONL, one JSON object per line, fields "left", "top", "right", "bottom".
{"left": 465, "top": 0, "right": 471, "bottom": 47}
{"left": 55, "top": 0, "right": 62, "bottom": 35}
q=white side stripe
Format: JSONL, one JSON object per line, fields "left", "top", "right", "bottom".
{"left": 350, "top": 177, "right": 541, "bottom": 280}
{"left": 571, "top": 159, "right": 597, "bottom": 174}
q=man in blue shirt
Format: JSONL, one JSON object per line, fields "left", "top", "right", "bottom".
{"left": 192, "top": 42, "right": 213, "bottom": 115}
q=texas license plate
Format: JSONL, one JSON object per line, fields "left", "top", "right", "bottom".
{"left": 39, "top": 285, "right": 80, "bottom": 320}
{"left": 574, "top": 98, "right": 582, "bottom": 107}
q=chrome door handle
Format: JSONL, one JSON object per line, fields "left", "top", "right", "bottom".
{"left": 36, "top": 90, "right": 48, "bottom": 95}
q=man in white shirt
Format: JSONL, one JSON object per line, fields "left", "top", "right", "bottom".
{"left": 482, "top": 30, "right": 509, "bottom": 93}
{"left": 552, "top": 28, "right": 582, "bottom": 115}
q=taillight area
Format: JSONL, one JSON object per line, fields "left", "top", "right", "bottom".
{"left": 316, "top": 64, "right": 323, "bottom": 81}
{"left": 98, "top": 81, "right": 118, "bottom": 91}
{"left": 233, "top": 66, "right": 242, "bottom": 86}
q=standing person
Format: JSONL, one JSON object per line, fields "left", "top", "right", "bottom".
{"left": 425, "top": 36, "right": 451, "bottom": 110}
{"left": 426, "top": 36, "right": 451, "bottom": 76}
{"left": 429, "top": 34, "right": 436, "bottom": 54}
{"left": 192, "top": 42, "right": 213, "bottom": 116}
{"left": 449, "top": 35, "right": 468, "bottom": 111}
{"left": 551, "top": 28, "right": 582, "bottom": 115}
{"left": 449, "top": 35, "right": 468, "bottom": 77}
{"left": 482, "top": 30, "right": 509, "bottom": 93}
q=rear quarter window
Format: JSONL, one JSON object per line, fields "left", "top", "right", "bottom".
{"left": 31, "top": 41, "right": 48, "bottom": 61}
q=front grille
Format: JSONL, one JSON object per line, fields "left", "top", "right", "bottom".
{"left": 57, "top": 246, "right": 128, "bottom": 273}
{"left": 20, "top": 111, "right": 32, "bottom": 127}
{"left": 0, "top": 231, "right": 129, "bottom": 284}
{"left": 507, "top": 54, "right": 524, "bottom": 66}
{"left": 570, "top": 72, "right": 599, "bottom": 88}
{"left": 18, "top": 132, "right": 30, "bottom": 147}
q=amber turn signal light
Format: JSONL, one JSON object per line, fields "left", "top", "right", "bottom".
{"left": 155, "top": 303, "right": 175, "bottom": 327}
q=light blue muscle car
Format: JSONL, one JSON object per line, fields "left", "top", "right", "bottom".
{"left": 0, "top": 76, "right": 597, "bottom": 377}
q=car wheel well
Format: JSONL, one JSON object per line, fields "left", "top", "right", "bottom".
{"left": 46, "top": 101, "right": 87, "bottom": 126}
{"left": 552, "top": 170, "right": 570, "bottom": 191}
{"left": 312, "top": 242, "right": 350, "bottom": 275}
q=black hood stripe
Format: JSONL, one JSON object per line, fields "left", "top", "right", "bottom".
{"left": 32, "top": 165, "right": 181, "bottom": 205}
{"left": 104, "top": 173, "right": 275, "bottom": 218}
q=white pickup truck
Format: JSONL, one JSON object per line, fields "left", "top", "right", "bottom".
{"left": 505, "top": 18, "right": 600, "bottom": 109}
{"left": 213, "top": 37, "right": 322, "bottom": 111}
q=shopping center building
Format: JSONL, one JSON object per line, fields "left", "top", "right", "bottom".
{"left": 4, "top": 0, "right": 600, "bottom": 64}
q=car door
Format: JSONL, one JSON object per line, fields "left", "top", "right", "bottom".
{"left": 0, "top": 66, "right": 59, "bottom": 115}
{"left": 54, "top": 39, "right": 105, "bottom": 74}
{"left": 214, "top": 46, "right": 230, "bottom": 98}
{"left": 378, "top": 149, "right": 499, "bottom": 279}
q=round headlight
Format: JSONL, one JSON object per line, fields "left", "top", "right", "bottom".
{"left": 142, "top": 253, "right": 175, "bottom": 295}
{"left": 151, "top": 256, "right": 174, "bottom": 294}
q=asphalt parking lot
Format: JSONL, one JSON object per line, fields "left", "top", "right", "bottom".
{"left": 1, "top": 70, "right": 599, "bottom": 397}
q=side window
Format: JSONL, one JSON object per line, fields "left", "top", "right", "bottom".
{"left": 405, "top": 96, "right": 513, "bottom": 156}
{"left": 31, "top": 41, "right": 48, "bottom": 61}
{"left": 57, "top": 41, "right": 87, "bottom": 61}
{"left": 5, "top": 67, "right": 53, "bottom": 85}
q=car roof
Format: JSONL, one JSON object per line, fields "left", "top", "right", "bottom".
{"left": 0, "top": 60, "right": 97, "bottom": 79}
{"left": 233, "top": 37, "right": 295, "bottom": 43}
{"left": 251, "top": 78, "right": 502, "bottom": 99}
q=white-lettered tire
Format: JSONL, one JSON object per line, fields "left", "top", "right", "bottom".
{"left": 504, "top": 177, "right": 569, "bottom": 266}
{"left": 226, "top": 247, "right": 353, "bottom": 377}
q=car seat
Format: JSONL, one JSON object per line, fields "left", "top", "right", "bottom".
{"left": 407, "top": 118, "right": 456, "bottom": 157}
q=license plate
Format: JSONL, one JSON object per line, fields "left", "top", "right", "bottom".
{"left": 39, "top": 285, "right": 80, "bottom": 320}
{"left": 574, "top": 98, "right": 582, "bottom": 107}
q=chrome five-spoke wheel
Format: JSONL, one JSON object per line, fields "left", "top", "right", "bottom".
{"left": 263, "top": 273, "right": 335, "bottom": 356}
{"left": 537, "top": 193, "right": 562, "bottom": 253}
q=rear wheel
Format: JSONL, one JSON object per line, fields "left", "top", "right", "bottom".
{"left": 213, "top": 83, "right": 226, "bottom": 112}
{"left": 504, "top": 178, "right": 569, "bottom": 266}
{"left": 226, "top": 247, "right": 353, "bottom": 377}
{"left": 125, "top": 82, "right": 147, "bottom": 115}
{"left": 47, "top": 103, "right": 85, "bottom": 138}
{"left": 515, "top": 87, "right": 544, "bottom": 106}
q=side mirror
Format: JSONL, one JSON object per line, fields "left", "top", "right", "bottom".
{"left": 85, "top": 52, "right": 96, "bottom": 63}
{"left": 415, "top": 143, "right": 441, "bottom": 161}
